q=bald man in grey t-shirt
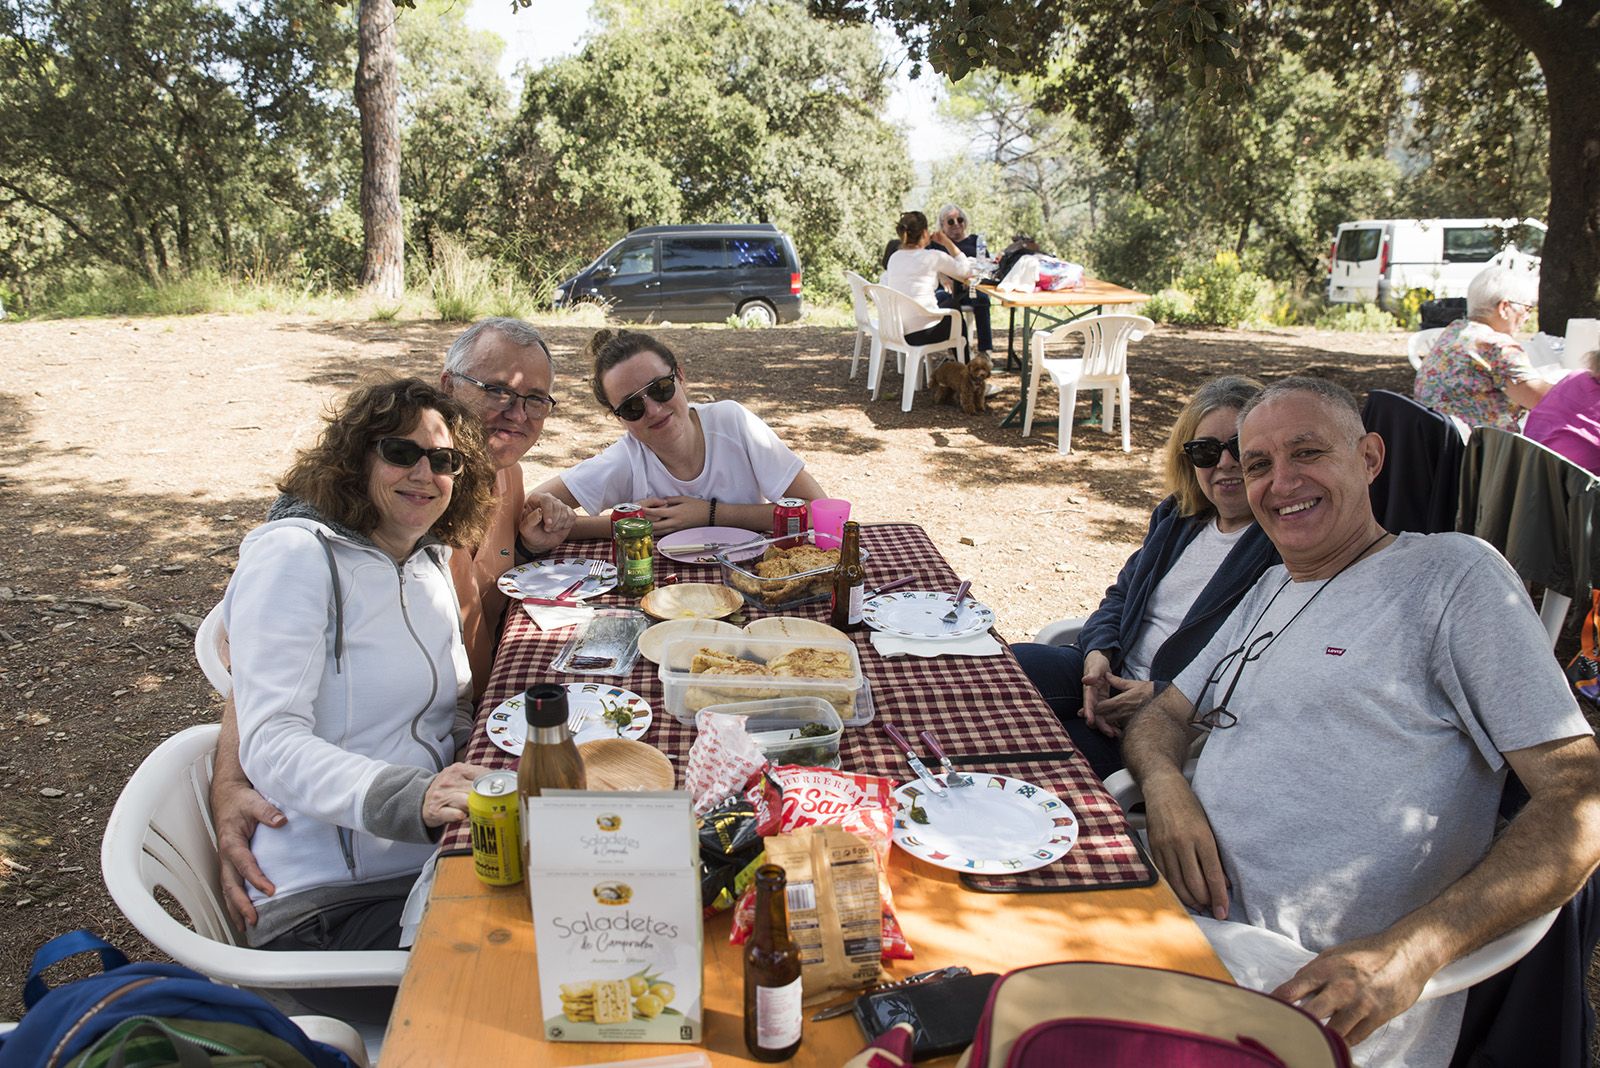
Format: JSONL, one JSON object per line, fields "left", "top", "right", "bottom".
{"left": 1125, "top": 377, "right": 1600, "bottom": 1066}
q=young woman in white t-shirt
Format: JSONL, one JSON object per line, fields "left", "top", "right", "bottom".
{"left": 533, "top": 329, "right": 825, "bottom": 538}
{"left": 880, "top": 210, "right": 970, "bottom": 345}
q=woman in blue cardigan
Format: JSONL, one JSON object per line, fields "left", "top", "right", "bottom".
{"left": 1014, "top": 376, "right": 1279, "bottom": 780}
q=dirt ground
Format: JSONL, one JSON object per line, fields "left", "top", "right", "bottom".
{"left": 0, "top": 312, "right": 1520, "bottom": 1023}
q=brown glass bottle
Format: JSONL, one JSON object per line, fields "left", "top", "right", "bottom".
{"left": 744, "top": 864, "right": 802, "bottom": 1061}
{"left": 828, "top": 521, "right": 866, "bottom": 632}
{"left": 516, "top": 684, "right": 587, "bottom": 876}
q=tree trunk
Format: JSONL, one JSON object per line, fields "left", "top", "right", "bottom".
{"left": 1537, "top": 62, "right": 1600, "bottom": 336}
{"left": 356, "top": 0, "right": 403, "bottom": 299}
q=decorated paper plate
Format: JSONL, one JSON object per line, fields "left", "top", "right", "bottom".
{"left": 486, "top": 683, "right": 652, "bottom": 756}
{"left": 891, "top": 774, "right": 1078, "bottom": 874}
{"left": 657, "top": 526, "right": 767, "bottom": 564}
{"left": 497, "top": 557, "right": 618, "bottom": 601}
{"left": 743, "top": 617, "right": 849, "bottom": 643}
{"left": 637, "top": 618, "right": 744, "bottom": 667}
{"left": 862, "top": 590, "right": 996, "bottom": 641}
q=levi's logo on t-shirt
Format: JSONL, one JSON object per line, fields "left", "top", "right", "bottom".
{"left": 1325, "top": 646, "right": 1347, "bottom": 657}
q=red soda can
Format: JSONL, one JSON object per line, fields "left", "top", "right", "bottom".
{"left": 611, "top": 502, "right": 644, "bottom": 571}
{"left": 772, "top": 498, "right": 808, "bottom": 548}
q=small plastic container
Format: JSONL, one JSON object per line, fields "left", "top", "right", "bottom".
{"left": 658, "top": 633, "right": 873, "bottom": 726}
{"left": 549, "top": 608, "right": 649, "bottom": 676}
{"left": 717, "top": 530, "right": 871, "bottom": 610}
{"left": 700, "top": 697, "right": 844, "bottom": 769}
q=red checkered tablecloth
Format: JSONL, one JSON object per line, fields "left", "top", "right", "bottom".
{"left": 442, "top": 523, "right": 1153, "bottom": 891}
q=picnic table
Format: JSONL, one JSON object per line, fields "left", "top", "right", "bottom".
{"left": 381, "top": 524, "right": 1227, "bottom": 1065}
{"left": 975, "top": 279, "right": 1150, "bottom": 429}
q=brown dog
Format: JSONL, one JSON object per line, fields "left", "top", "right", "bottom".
{"left": 931, "top": 351, "right": 993, "bottom": 414}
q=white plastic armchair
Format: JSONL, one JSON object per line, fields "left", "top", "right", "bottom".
{"left": 1408, "top": 327, "right": 1444, "bottom": 371}
{"left": 1103, "top": 760, "right": 1558, "bottom": 1002}
{"left": 843, "top": 270, "right": 880, "bottom": 381}
{"left": 100, "top": 724, "right": 410, "bottom": 994}
{"left": 194, "top": 602, "right": 231, "bottom": 697}
{"left": 1026, "top": 314, "right": 1154, "bottom": 454}
{"left": 866, "top": 283, "right": 967, "bottom": 412}
{"left": 1033, "top": 617, "right": 1088, "bottom": 647}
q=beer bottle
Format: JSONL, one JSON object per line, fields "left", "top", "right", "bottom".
{"left": 516, "top": 684, "right": 587, "bottom": 875}
{"left": 828, "top": 521, "right": 866, "bottom": 632}
{"left": 744, "top": 864, "right": 802, "bottom": 1061}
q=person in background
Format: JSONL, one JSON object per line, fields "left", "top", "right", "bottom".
{"left": 1012, "top": 376, "right": 1278, "bottom": 780}
{"left": 533, "top": 329, "right": 824, "bottom": 537}
{"left": 1524, "top": 348, "right": 1600, "bottom": 474}
{"left": 879, "top": 210, "right": 970, "bottom": 348}
{"left": 1415, "top": 265, "right": 1552, "bottom": 430}
{"left": 933, "top": 203, "right": 994, "bottom": 360}
{"left": 223, "top": 378, "right": 499, "bottom": 1014}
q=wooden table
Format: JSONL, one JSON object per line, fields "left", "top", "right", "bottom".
{"left": 975, "top": 279, "right": 1150, "bottom": 429}
{"left": 382, "top": 527, "right": 1227, "bottom": 1064}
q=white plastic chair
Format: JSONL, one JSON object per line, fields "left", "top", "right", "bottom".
{"left": 1033, "top": 617, "right": 1088, "bottom": 647}
{"left": 1408, "top": 327, "right": 1445, "bottom": 371}
{"left": 1103, "top": 762, "right": 1557, "bottom": 1001}
{"left": 866, "top": 283, "right": 967, "bottom": 412}
{"left": 1025, "top": 314, "right": 1153, "bottom": 454}
{"left": 843, "top": 270, "right": 880, "bottom": 381}
{"left": 101, "top": 724, "right": 406, "bottom": 1060}
{"left": 195, "top": 602, "right": 231, "bottom": 697}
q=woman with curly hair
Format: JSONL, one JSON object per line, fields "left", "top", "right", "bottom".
{"left": 221, "top": 376, "right": 497, "bottom": 971}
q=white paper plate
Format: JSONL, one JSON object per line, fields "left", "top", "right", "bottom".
{"left": 496, "top": 557, "right": 618, "bottom": 601}
{"left": 862, "top": 590, "right": 996, "bottom": 640}
{"left": 637, "top": 618, "right": 744, "bottom": 667}
{"left": 658, "top": 526, "right": 767, "bottom": 564}
{"left": 891, "top": 774, "right": 1078, "bottom": 874}
{"left": 485, "top": 683, "right": 652, "bottom": 756}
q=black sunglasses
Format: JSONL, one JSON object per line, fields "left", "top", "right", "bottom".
{"left": 609, "top": 373, "right": 678, "bottom": 421}
{"left": 944, "top": 215, "right": 966, "bottom": 226}
{"left": 375, "top": 437, "right": 465, "bottom": 476}
{"left": 1182, "top": 435, "right": 1241, "bottom": 469}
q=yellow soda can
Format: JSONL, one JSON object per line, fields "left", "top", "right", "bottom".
{"left": 470, "top": 771, "right": 523, "bottom": 886}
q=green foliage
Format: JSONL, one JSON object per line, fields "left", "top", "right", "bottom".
{"left": 486, "top": 0, "right": 910, "bottom": 299}
{"left": 1139, "top": 288, "right": 1197, "bottom": 325}
{"left": 428, "top": 233, "right": 534, "bottom": 322}
{"left": 27, "top": 268, "right": 343, "bottom": 319}
{"left": 1178, "top": 252, "right": 1271, "bottom": 327}
{"left": 1313, "top": 302, "right": 1404, "bottom": 333}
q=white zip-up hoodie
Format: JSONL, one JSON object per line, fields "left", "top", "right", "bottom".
{"left": 223, "top": 496, "right": 474, "bottom": 946}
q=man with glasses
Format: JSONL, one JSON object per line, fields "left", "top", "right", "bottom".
{"left": 1122, "top": 376, "right": 1600, "bottom": 1065}
{"left": 1415, "top": 264, "right": 1552, "bottom": 431}
{"left": 209, "top": 317, "right": 574, "bottom": 932}
{"left": 933, "top": 203, "right": 994, "bottom": 360}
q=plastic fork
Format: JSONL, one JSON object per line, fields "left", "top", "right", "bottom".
{"left": 941, "top": 579, "right": 972, "bottom": 627}
{"left": 920, "top": 730, "right": 973, "bottom": 788}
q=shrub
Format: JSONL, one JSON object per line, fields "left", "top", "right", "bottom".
{"left": 1139, "top": 288, "right": 1198, "bottom": 325}
{"left": 1313, "top": 302, "right": 1403, "bottom": 332}
{"left": 430, "top": 234, "right": 493, "bottom": 322}
{"left": 1178, "top": 252, "right": 1271, "bottom": 327}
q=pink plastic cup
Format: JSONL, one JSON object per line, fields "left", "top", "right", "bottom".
{"left": 810, "top": 498, "right": 852, "bottom": 549}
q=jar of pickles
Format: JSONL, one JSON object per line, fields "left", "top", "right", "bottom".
{"left": 614, "top": 517, "right": 655, "bottom": 596}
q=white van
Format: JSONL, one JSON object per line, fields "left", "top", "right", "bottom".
{"left": 1326, "top": 218, "right": 1543, "bottom": 309}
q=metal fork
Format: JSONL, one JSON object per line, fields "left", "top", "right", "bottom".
{"left": 941, "top": 579, "right": 972, "bottom": 627}
{"left": 920, "top": 730, "right": 973, "bottom": 788}
{"left": 555, "top": 559, "right": 607, "bottom": 600}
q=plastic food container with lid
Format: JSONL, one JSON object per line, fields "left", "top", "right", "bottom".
{"left": 698, "top": 697, "right": 844, "bottom": 769}
{"left": 715, "top": 530, "right": 871, "bottom": 610}
{"left": 657, "top": 633, "right": 874, "bottom": 727}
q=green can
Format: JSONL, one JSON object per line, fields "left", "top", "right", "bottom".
{"left": 614, "top": 516, "right": 655, "bottom": 595}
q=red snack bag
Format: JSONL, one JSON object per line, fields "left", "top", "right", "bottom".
{"left": 731, "top": 765, "right": 914, "bottom": 961}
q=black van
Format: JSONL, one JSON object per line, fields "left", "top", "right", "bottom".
{"left": 553, "top": 223, "right": 803, "bottom": 325}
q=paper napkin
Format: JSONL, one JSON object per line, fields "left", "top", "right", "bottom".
{"left": 869, "top": 631, "right": 1003, "bottom": 658}
{"left": 521, "top": 599, "right": 593, "bottom": 631}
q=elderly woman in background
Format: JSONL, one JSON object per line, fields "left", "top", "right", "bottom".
{"left": 932, "top": 203, "right": 994, "bottom": 359}
{"left": 223, "top": 377, "right": 496, "bottom": 981}
{"left": 1525, "top": 348, "right": 1600, "bottom": 473}
{"left": 1011, "top": 376, "right": 1280, "bottom": 781}
{"left": 1415, "top": 265, "right": 1551, "bottom": 430}
{"left": 534, "top": 329, "right": 824, "bottom": 537}
{"left": 880, "top": 210, "right": 970, "bottom": 347}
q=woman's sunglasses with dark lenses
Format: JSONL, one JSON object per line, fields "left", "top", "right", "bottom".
{"left": 610, "top": 373, "right": 678, "bottom": 421}
{"left": 1182, "top": 435, "right": 1241, "bottom": 469}
{"left": 375, "top": 437, "right": 465, "bottom": 476}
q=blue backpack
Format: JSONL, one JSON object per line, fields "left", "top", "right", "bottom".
{"left": 0, "top": 931, "right": 358, "bottom": 1068}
